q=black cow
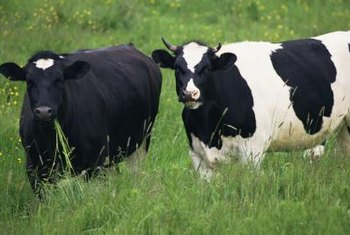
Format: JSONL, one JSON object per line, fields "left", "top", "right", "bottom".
{"left": 152, "top": 31, "right": 350, "bottom": 179}
{"left": 0, "top": 44, "right": 162, "bottom": 194}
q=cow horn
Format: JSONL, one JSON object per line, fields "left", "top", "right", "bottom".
{"left": 212, "top": 42, "right": 222, "bottom": 53}
{"left": 162, "top": 37, "right": 178, "bottom": 52}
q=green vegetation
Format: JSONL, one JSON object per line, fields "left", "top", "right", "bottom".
{"left": 0, "top": 0, "right": 349, "bottom": 234}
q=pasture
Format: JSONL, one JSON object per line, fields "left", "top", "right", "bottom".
{"left": 0, "top": 0, "right": 350, "bottom": 234}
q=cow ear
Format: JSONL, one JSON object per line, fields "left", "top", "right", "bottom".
{"left": 151, "top": 49, "right": 175, "bottom": 69}
{"left": 64, "top": 61, "right": 90, "bottom": 80}
{"left": 0, "top": 62, "right": 26, "bottom": 81}
{"left": 213, "top": 53, "right": 237, "bottom": 70}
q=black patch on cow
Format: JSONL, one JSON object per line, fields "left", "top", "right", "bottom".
{"left": 218, "top": 63, "right": 256, "bottom": 138}
{"left": 182, "top": 62, "right": 256, "bottom": 149}
{"left": 271, "top": 39, "right": 337, "bottom": 134}
{"left": 348, "top": 44, "right": 350, "bottom": 53}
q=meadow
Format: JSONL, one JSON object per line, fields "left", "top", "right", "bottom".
{"left": 0, "top": 0, "right": 350, "bottom": 234}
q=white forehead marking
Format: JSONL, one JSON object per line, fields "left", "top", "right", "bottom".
{"left": 33, "top": 58, "right": 54, "bottom": 70}
{"left": 182, "top": 42, "right": 208, "bottom": 73}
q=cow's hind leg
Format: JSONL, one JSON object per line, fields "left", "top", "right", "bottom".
{"left": 126, "top": 119, "right": 155, "bottom": 173}
{"left": 334, "top": 121, "right": 350, "bottom": 156}
{"left": 126, "top": 139, "right": 148, "bottom": 174}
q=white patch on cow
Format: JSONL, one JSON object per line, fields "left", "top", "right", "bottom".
{"left": 186, "top": 79, "right": 201, "bottom": 100}
{"left": 33, "top": 58, "right": 54, "bottom": 70}
{"left": 184, "top": 78, "right": 202, "bottom": 109}
{"left": 182, "top": 42, "right": 208, "bottom": 73}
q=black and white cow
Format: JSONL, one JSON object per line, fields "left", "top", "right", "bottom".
{"left": 152, "top": 31, "right": 350, "bottom": 178}
{"left": 0, "top": 44, "right": 162, "bottom": 194}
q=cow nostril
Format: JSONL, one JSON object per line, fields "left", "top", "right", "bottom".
{"left": 181, "top": 90, "right": 193, "bottom": 102}
{"left": 35, "top": 106, "right": 53, "bottom": 120}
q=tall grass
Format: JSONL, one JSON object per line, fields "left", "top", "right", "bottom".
{"left": 54, "top": 120, "right": 74, "bottom": 172}
{"left": 0, "top": 0, "right": 349, "bottom": 234}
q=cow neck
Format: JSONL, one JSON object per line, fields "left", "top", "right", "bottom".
{"left": 184, "top": 72, "right": 228, "bottom": 149}
{"left": 185, "top": 100, "right": 224, "bottom": 149}
{"left": 32, "top": 120, "right": 56, "bottom": 162}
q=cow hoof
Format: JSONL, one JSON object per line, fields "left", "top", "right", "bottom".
{"left": 303, "top": 145, "right": 325, "bottom": 163}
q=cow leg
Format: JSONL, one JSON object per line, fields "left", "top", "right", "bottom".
{"left": 25, "top": 144, "right": 56, "bottom": 198}
{"left": 26, "top": 155, "right": 41, "bottom": 196}
{"left": 240, "top": 150, "right": 265, "bottom": 169}
{"left": 189, "top": 149, "right": 213, "bottom": 181}
{"left": 334, "top": 123, "right": 350, "bottom": 156}
{"left": 126, "top": 140, "right": 148, "bottom": 174}
{"left": 233, "top": 138, "right": 266, "bottom": 169}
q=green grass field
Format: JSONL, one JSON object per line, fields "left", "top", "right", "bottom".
{"left": 0, "top": 0, "right": 350, "bottom": 234}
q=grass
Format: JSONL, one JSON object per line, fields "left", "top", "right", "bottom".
{"left": 0, "top": 0, "right": 350, "bottom": 234}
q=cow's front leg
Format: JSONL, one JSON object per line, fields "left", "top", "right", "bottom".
{"left": 26, "top": 154, "right": 51, "bottom": 199}
{"left": 235, "top": 138, "right": 266, "bottom": 169}
{"left": 189, "top": 149, "right": 213, "bottom": 181}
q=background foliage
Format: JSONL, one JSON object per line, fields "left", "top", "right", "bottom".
{"left": 0, "top": 0, "right": 349, "bottom": 234}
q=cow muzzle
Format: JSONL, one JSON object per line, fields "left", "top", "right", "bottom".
{"left": 34, "top": 106, "right": 53, "bottom": 121}
{"left": 180, "top": 90, "right": 202, "bottom": 109}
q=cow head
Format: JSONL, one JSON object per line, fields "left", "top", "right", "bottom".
{"left": 0, "top": 51, "right": 90, "bottom": 121}
{"left": 152, "top": 38, "right": 236, "bottom": 109}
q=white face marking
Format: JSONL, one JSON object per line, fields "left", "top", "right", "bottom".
{"left": 33, "top": 58, "right": 54, "bottom": 70}
{"left": 185, "top": 79, "right": 200, "bottom": 100}
{"left": 184, "top": 78, "right": 202, "bottom": 109}
{"left": 182, "top": 42, "right": 208, "bottom": 73}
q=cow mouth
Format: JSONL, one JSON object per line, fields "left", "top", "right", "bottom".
{"left": 39, "top": 117, "right": 54, "bottom": 122}
{"left": 184, "top": 101, "right": 202, "bottom": 109}
{"left": 33, "top": 116, "right": 55, "bottom": 122}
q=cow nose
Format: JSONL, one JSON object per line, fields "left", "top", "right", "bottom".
{"left": 181, "top": 90, "right": 193, "bottom": 102}
{"left": 35, "top": 106, "right": 53, "bottom": 121}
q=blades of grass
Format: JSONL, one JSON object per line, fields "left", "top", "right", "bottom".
{"left": 54, "top": 120, "right": 74, "bottom": 173}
